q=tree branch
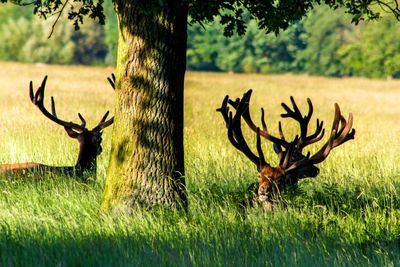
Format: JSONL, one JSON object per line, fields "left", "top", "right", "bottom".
{"left": 376, "top": 0, "right": 400, "bottom": 20}
{"left": 48, "top": 0, "right": 69, "bottom": 38}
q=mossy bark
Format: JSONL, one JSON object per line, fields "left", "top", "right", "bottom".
{"left": 102, "top": 3, "right": 188, "bottom": 211}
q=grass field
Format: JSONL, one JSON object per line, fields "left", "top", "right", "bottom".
{"left": 0, "top": 61, "right": 400, "bottom": 266}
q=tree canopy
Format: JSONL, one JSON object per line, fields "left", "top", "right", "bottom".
{"left": 4, "top": 0, "right": 400, "bottom": 36}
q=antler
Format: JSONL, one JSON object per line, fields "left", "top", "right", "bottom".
{"left": 29, "top": 76, "right": 86, "bottom": 131}
{"left": 283, "top": 103, "right": 355, "bottom": 173}
{"left": 219, "top": 90, "right": 355, "bottom": 177}
{"left": 217, "top": 93, "right": 267, "bottom": 170}
{"left": 30, "top": 75, "right": 115, "bottom": 132}
{"left": 92, "top": 73, "right": 115, "bottom": 131}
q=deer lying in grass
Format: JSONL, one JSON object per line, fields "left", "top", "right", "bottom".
{"left": 0, "top": 74, "right": 115, "bottom": 179}
{"left": 217, "top": 90, "right": 355, "bottom": 210}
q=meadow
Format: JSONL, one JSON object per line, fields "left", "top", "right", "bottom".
{"left": 0, "top": 61, "right": 400, "bottom": 266}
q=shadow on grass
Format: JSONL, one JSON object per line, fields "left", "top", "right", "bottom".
{"left": 0, "top": 216, "right": 399, "bottom": 266}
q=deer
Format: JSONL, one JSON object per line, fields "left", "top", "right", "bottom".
{"left": 217, "top": 89, "right": 355, "bottom": 210}
{"left": 0, "top": 74, "right": 116, "bottom": 179}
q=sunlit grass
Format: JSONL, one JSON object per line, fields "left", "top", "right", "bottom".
{"left": 0, "top": 61, "right": 400, "bottom": 266}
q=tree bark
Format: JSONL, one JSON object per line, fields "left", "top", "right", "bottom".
{"left": 102, "top": 3, "right": 188, "bottom": 211}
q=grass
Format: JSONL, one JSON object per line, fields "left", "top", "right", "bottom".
{"left": 0, "top": 61, "right": 400, "bottom": 266}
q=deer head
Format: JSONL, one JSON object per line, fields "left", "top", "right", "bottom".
{"left": 29, "top": 74, "right": 115, "bottom": 172}
{"left": 217, "top": 90, "right": 355, "bottom": 206}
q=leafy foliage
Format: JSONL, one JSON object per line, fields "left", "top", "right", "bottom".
{"left": 187, "top": 19, "right": 305, "bottom": 73}
{"left": 0, "top": 16, "right": 75, "bottom": 64}
{"left": 296, "top": 6, "right": 353, "bottom": 77}
{"left": 187, "top": 7, "right": 400, "bottom": 78}
{"left": 0, "top": 3, "right": 108, "bottom": 65}
{"left": 338, "top": 15, "right": 400, "bottom": 78}
{"left": 103, "top": 0, "right": 118, "bottom": 65}
{"left": 71, "top": 19, "right": 108, "bottom": 65}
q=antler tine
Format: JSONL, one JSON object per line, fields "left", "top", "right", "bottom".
{"left": 34, "top": 86, "right": 42, "bottom": 104}
{"left": 29, "top": 76, "right": 85, "bottom": 131}
{"left": 280, "top": 136, "right": 297, "bottom": 168}
{"left": 107, "top": 73, "right": 116, "bottom": 90}
{"left": 331, "top": 105, "right": 355, "bottom": 148}
{"left": 216, "top": 95, "right": 230, "bottom": 128}
{"left": 78, "top": 113, "right": 86, "bottom": 128}
{"left": 29, "top": 81, "right": 35, "bottom": 103}
{"left": 92, "top": 111, "right": 114, "bottom": 132}
{"left": 278, "top": 121, "right": 285, "bottom": 140}
{"left": 91, "top": 73, "right": 116, "bottom": 131}
{"left": 260, "top": 108, "right": 267, "bottom": 131}
{"left": 51, "top": 96, "right": 57, "bottom": 117}
{"left": 225, "top": 112, "right": 242, "bottom": 151}
{"left": 29, "top": 76, "right": 47, "bottom": 105}
{"left": 260, "top": 106, "right": 278, "bottom": 141}
{"left": 100, "top": 110, "right": 110, "bottom": 123}
{"left": 305, "top": 98, "right": 313, "bottom": 121}
{"left": 335, "top": 115, "right": 347, "bottom": 137}
{"left": 256, "top": 128, "right": 266, "bottom": 167}
{"left": 331, "top": 103, "right": 341, "bottom": 132}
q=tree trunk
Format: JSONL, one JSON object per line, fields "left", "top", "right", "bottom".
{"left": 102, "top": 3, "right": 188, "bottom": 211}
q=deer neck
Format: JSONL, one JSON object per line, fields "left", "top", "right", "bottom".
{"left": 75, "top": 143, "right": 97, "bottom": 173}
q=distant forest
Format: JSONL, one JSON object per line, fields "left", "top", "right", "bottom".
{"left": 0, "top": 3, "right": 399, "bottom": 78}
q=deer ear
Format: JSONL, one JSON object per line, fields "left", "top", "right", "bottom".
{"left": 64, "top": 127, "right": 80, "bottom": 139}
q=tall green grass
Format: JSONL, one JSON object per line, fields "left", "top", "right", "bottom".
{"left": 0, "top": 62, "right": 400, "bottom": 266}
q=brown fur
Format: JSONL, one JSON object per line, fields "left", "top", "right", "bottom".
{"left": 257, "top": 165, "right": 284, "bottom": 194}
{"left": 0, "top": 162, "right": 42, "bottom": 173}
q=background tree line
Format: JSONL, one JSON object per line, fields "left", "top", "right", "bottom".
{"left": 1, "top": 4, "right": 399, "bottom": 79}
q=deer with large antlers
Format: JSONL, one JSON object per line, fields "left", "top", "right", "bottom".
{"left": 0, "top": 74, "right": 115, "bottom": 179}
{"left": 217, "top": 90, "right": 355, "bottom": 210}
